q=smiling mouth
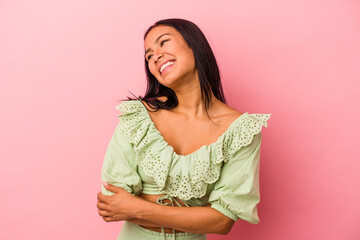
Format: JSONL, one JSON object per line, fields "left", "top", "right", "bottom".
{"left": 160, "top": 61, "right": 175, "bottom": 75}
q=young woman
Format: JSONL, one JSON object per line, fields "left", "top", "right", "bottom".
{"left": 97, "top": 18, "right": 271, "bottom": 240}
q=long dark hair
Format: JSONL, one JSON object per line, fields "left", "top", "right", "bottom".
{"left": 124, "top": 18, "right": 226, "bottom": 118}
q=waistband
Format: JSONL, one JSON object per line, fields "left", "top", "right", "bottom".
{"left": 125, "top": 221, "right": 206, "bottom": 240}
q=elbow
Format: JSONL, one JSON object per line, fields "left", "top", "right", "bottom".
{"left": 206, "top": 203, "right": 235, "bottom": 235}
{"left": 218, "top": 218, "right": 235, "bottom": 235}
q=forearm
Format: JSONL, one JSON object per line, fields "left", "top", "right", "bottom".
{"left": 133, "top": 197, "right": 233, "bottom": 234}
{"left": 127, "top": 218, "right": 165, "bottom": 228}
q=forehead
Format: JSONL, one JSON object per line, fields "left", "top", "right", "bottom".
{"left": 144, "top": 25, "right": 180, "bottom": 46}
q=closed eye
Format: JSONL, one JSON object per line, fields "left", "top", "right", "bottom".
{"left": 160, "top": 39, "right": 169, "bottom": 46}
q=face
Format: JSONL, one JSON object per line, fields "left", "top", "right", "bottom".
{"left": 144, "top": 25, "right": 197, "bottom": 88}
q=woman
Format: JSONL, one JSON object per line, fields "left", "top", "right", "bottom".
{"left": 97, "top": 18, "right": 271, "bottom": 240}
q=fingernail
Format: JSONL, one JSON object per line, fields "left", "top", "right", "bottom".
{"left": 102, "top": 181, "right": 108, "bottom": 186}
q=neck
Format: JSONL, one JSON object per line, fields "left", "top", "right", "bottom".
{"left": 172, "top": 84, "right": 216, "bottom": 120}
{"left": 165, "top": 69, "right": 217, "bottom": 119}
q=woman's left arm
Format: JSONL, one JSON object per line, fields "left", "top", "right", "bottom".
{"left": 97, "top": 184, "right": 234, "bottom": 235}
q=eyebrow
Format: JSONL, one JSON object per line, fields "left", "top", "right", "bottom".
{"left": 145, "top": 33, "right": 171, "bottom": 55}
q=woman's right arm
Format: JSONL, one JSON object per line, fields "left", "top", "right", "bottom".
{"left": 101, "top": 121, "right": 142, "bottom": 196}
{"left": 100, "top": 121, "right": 168, "bottom": 227}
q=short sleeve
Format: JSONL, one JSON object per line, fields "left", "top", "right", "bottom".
{"left": 208, "top": 132, "right": 262, "bottom": 224}
{"left": 101, "top": 121, "right": 143, "bottom": 196}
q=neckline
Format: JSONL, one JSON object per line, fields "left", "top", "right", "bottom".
{"left": 135, "top": 99, "right": 248, "bottom": 158}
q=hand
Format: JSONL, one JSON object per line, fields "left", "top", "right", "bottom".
{"left": 97, "top": 183, "right": 139, "bottom": 222}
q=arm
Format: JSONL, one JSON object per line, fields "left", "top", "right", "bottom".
{"left": 101, "top": 122, "right": 142, "bottom": 196}
{"left": 98, "top": 113, "right": 268, "bottom": 232}
{"left": 134, "top": 199, "right": 234, "bottom": 234}
{"left": 131, "top": 132, "right": 264, "bottom": 233}
{"left": 98, "top": 184, "right": 234, "bottom": 235}
{"left": 208, "top": 132, "right": 263, "bottom": 224}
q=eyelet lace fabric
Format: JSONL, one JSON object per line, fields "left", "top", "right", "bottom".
{"left": 115, "top": 99, "right": 271, "bottom": 201}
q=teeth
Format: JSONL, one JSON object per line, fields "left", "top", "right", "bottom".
{"left": 160, "top": 61, "right": 175, "bottom": 73}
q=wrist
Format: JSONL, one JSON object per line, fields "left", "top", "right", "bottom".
{"left": 131, "top": 195, "right": 153, "bottom": 220}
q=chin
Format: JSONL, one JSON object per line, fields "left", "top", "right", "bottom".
{"left": 157, "top": 74, "right": 178, "bottom": 87}
{"left": 159, "top": 80, "right": 175, "bottom": 89}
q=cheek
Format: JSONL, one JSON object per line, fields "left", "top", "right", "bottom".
{"left": 148, "top": 63, "right": 158, "bottom": 76}
{"left": 182, "top": 51, "right": 196, "bottom": 70}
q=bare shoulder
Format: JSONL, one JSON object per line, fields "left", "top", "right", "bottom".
{"left": 212, "top": 100, "right": 244, "bottom": 124}
{"left": 140, "top": 97, "right": 243, "bottom": 128}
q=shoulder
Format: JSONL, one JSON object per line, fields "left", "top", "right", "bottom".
{"left": 139, "top": 98, "right": 170, "bottom": 127}
{"left": 211, "top": 99, "right": 244, "bottom": 126}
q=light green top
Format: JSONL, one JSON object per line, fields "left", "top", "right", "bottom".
{"left": 101, "top": 99, "right": 271, "bottom": 224}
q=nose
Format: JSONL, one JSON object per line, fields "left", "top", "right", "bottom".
{"left": 153, "top": 50, "right": 163, "bottom": 63}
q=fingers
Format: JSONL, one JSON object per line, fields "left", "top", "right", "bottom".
{"left": 97, "top": 200, "right": 112, "bottom": 219}
{"left": 96, "top": 190, "right": 115, "bottom": 222}
{"left": 97, "top": 191, "right": 109, "bottom": 203}
{"left": 103, "top": 216, "right": 113, "bottom": 222}
{"left": 104, "top": 183, "right": 124, "bottom": 194}
{"left": 97, "top": 200, "right": 109, "bottom": 211}
{"left": 98, "top": 208, "right": 111, "bottom": 217}
{"left": 98, "top": 208, "right": 114, "bottom": 223}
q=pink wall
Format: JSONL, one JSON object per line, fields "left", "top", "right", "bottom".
{"left": 1, "top": 0, "right": 359, "bottom": 239}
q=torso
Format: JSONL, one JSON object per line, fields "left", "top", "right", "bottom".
{"left": 138, "top": 97, "right": 243, "bottom": 233}
{"left": 141, "top": 98, "right": 243, "bottom": 156}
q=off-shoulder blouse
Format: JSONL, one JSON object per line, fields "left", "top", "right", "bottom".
{"left": 101, "top": 99, "right": 271, "bottom": 224}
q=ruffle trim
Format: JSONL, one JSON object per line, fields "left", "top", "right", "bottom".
{"left": 115, "top": 99, "right": 271, "bottom": 200}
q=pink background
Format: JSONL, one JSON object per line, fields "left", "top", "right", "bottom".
{"left": 0, "top": 0, "right": 359, "bottom": 239}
